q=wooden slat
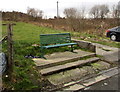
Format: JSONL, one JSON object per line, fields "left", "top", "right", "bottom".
{"left": 40, "top": 33, "right": 71, "bottom": 45}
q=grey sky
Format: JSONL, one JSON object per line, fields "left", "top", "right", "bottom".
{"left": 0, "top": 0, "right": 119, "bottom": 18}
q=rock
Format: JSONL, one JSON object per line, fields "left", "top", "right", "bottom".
{"left": 104, "top": 82, "right": 108, "bottom": 85}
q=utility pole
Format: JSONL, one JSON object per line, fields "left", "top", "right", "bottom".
{"left": 57, "top": 1, "right": 59, "bottom": 18}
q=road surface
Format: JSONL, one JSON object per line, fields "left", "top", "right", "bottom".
{"left": 84, "top": 73, "right": 120, "bottom": 91}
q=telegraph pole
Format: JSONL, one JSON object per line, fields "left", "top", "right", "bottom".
{"left": 57, "top": 1, "right": 59, "bottom": 18}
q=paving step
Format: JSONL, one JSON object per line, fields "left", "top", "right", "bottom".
{"left": 47, "top": 61, "right": 111, "bottom": 85}
{"left": 48, "top": 67, "right": 118, "bottom": 92}
{"left": 40, "top": 57, "right": 100, "bottom": 75}
{"left": 34, "top": 52, "right": 96, "bottom": 69}
{"left": 62, "top": 67, "right": 118, "bottom": 91}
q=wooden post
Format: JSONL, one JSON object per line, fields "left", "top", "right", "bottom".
{"left": 7, "top": 24, "right": 13, "bottom": 77}
{"left": 2, "top": 23, "right": 15, "bottom": 79}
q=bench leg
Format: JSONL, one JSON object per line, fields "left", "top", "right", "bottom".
{"left": 71, "top": 45, "right": 73, "bottom": 52}
{"left": 40, "top": 47, "right": 44, "bottom": 58}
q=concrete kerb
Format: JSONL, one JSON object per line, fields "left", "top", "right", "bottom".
{"left": 72, "top": 39, "right": 120, "bottom": 62}
{"left": 72, "top": 39, "right": 96, "bottom": 53}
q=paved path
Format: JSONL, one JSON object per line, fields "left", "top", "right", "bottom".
{"left": 93, "top": 43, "right": 120, "bottom": 62}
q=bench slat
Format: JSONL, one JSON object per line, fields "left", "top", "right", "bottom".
{"left": 40, "top": 33, "right": 71, "bottom": 45}
{"left": 43, "top": 43, "right": 77, "bottom": 49}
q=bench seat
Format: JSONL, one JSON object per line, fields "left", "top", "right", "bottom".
{"left": 42, "top": 43, "right": 77, "bottom": 49}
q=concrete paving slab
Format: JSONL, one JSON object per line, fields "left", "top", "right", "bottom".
{"left": 82, "top": 66, "right": 96, "bottom": 74}
{"left": 93, "top": 43, "right": 120, "bottom": 62}
{"left": 46, "top": 60, "right": 112, "bottom": 86}
{"left": 64, "top": 84, "right": 85, "bottom": 91}
{"left": 33, "top": 50, "right": 95, "bottom": 69}
{"left": 47, "top": 68, "right": 80, "bottom": 85}
{"left": 40, "top": 57, "right": 99, "bottom": 75}
{"left": 92, "top": 61, "right": 111, "bottom": 70}
{"left": 47, "top": 68, "right": 89, "bottom": 85}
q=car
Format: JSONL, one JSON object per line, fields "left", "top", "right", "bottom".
{"left": 106, "top": 26, "right": 120, "bottom": 41}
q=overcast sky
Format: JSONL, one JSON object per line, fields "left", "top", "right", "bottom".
{"left": 0, "top": 0, "right": 120, "bottom": 18}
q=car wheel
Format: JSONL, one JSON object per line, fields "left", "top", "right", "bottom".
{"left": 110, "top": 34, "right": 117, "bottom": 41}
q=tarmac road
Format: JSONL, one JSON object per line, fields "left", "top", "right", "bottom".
{"left": 84, "top": 73, "right": 120, "bottom": 91}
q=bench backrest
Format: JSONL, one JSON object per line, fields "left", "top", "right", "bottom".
{"left": 40, "top": 33, "right": 71, "bottom": 45}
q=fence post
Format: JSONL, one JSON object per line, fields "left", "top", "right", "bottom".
{"left": 7, "top": 24, "right": 13, "bottom": 78}
{"left": 2, "top": 23, "right": 15, "bottom": 79}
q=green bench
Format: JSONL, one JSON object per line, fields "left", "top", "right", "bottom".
{"left": 40, "top": 33, "right": 77, "bottom": 58}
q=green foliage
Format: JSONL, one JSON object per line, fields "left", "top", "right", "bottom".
{"left": 14, "top": 42, "right": 40, "bottom": 56}
{"left": 2, "top": 22, "right": 78, "bottom": 90}
{"left": 2, "top": 21, "right": 119, "bottom": 90}
{"left": 91, "top": 63, "right": 101, "bottom": 69}
{"left": 91, "top": 40, "right": 120, "bottom": 48}
{"left": 2, "top": 21, "right": 66, "bottom": 43}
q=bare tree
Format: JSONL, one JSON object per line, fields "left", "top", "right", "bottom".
{"left": 116, "top": 1, "right": 120, "bottom": 18}
{"left": 77, "top": 7, "right": 86, "bottom": 19}
{"left": 63, "top": 7, "right": 87, "bottom": 32}
{"left": 37, "top": 10, "right": 43, "bottom": 18}
{"left": 99, "top": 4, "right": 109, "bottom": 19}
{"left": 90, "top": 5, "right": 100, "bottom": 18}
{"left": 111, "top": 4, "right": 117, "bottom": 18}
{"left": 117, "top": 1, "right": 120, "bottom": 18}
{"left": 111, "top": 1, "right": 120, "bottom": 18}
{"left": 116, "top": 1, "right": 120, "bottom": 25}
{"left": 63, "top": 8, "right": 77, "bottom": 18}
{"left": 90, "top": 4, "right": 109, "bottom": 19}
{"left": 27, "top": 7, "right": 43, "bottom": 18}
{"left": 27, "top": 7, "right": 35, "bottom": 17}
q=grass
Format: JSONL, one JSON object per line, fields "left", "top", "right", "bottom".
{"left": 90, "top": 40, "right": 120, "bottom": 48}
{"left": 2, "top": 21, "right": 67, "bottom": 43}
{"left": 3, "top": 21, "right": 120, "bottom": 48}
{"left": 2, "top": 21, "right": 68, "bottom": 90}
{"left": 2, "top": 21, "right": 120, "bottom": 90}
{"left": 2, "top": 21, "right": 83, "bottom": 90}
{"left": 91, "top": 63, "right": 101, "bottom": 69}
{"left": 76, "top": 32, "right": 120, "bottom": 48}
